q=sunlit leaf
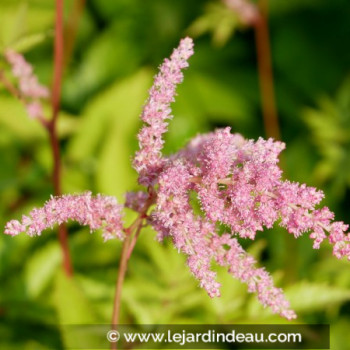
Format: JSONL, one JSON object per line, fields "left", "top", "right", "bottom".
{"left": 286, "top": 282, "right": 350, "bottom": 313}
{"left": 304, "top": 76, "right": 350, "bottom": 200}
{"left": 67, "top": 69, "right": 152, "bottom": 198}
{"left": 25, "top": 241, "right": 61, "bottom": 298}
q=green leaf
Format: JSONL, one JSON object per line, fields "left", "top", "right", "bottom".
{"left": 0, "top": 1, "right": 54, "bottom": 51}
{"left": 54, "top": 270, "right": 102, "bottom": 349}
{"left": 187, "top": 2, "right": 240, "bottom": 47}
{"left": 286, "top": 281, "right": 350, "bottom": 313}
{"left": 303, "top": 77, "right": 350, "bottom": 200}
{"left": 67, "top": 69, "right": 152, "bottom": 198}
{"left": 11, "top": 31, "right": 51, "bottom": 54}
{"left": 62, "top": 19, "right": 144, "bottom": 109}
{"left": 25, "top": 241, "right": 62, "bottom": 298}
{"left": 166, "top": 71, "right": 253, "bottom": 153}
{"left": 68, "top": 69, "right": 151, "bottom": 160}
{"left": 0, "top": 96, "right": 46, "bottom": 141}
{"left": 54, "top": 269, "right": 97, "bottom": 324}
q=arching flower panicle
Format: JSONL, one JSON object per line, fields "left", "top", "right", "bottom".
{"left": 5, "top": 192, "right": 124, "bottom": 241}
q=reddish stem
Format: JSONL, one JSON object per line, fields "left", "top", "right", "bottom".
{"left": 111, "top": 236, "right": 131, "bottom": 327}
{"left": 254, "top": 0, "right": 281, "bottom": 140}
{"left": 110, "top": 235, "right": 132, "bottom": 350}
{"left": 50, "top": 0, "right": 73, "bottom": 277}
{"left": 110, "top": 193, "right": 155, "bottom": 349}
{"left": 126, "top": 225, "right": 142, "bottom": 261}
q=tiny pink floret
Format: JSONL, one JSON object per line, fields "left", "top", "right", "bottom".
{"left": 4, "top": 49, "right": 49, "bottom": 120}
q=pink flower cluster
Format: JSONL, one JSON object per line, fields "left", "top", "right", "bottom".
{"left": 224, "top": 0, "right": 259, "bottom": 25}
{"left": 148, "top": 153, "right": 296, "bottom": 319}
{"left": 5, "top": 50, "right": 49, "bottom": 119}
{"left": 5, "top": 192, "right": 124, "bottom": 241}
{"left": 4, "top": 38, "right": 350, "bottom": 321}
{"left": 131, "top": 38, "right": 350, "bottom": 319}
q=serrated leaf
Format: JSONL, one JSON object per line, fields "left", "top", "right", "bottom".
{"left": 286, "top": 281, "right": 350, "bottom": 313}
{"left": 303, "top": 77, "right": 350, "bottom": 200}
{"left": 187, "top": 2, "right": 240, "bottom": 46}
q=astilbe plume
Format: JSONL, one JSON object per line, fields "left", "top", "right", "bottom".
{"left": 133, "top": 37, "right": 194, "bottom": 186}
{"left": 4, "top": 50, "right": 49, "bottom": 119}
{"left": 5, "top": 192, "right": 124, "bottom": 242}
{"left": 5, "top": 37, "right": 350, "bottom": 321}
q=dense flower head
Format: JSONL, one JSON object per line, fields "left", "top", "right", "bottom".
{"left": 129, "top": 37, "right": 350, "bottom": 319}
{"left": 5, "top": 49, "right": 49, "bottom": 119}
{"left": 148, "top": 124, "right": 350, "bottom": 318}
{"left": 149, "top": 155, "right": 296, "bottom": 318}
{"left": 153, "top": 161, "right": 221, "bottom": 297}
{"left": 5, "top": 192, "right": 124, "bottom": 241}
{"left": 133, "top": 37, "right": 194, "bottom": 186}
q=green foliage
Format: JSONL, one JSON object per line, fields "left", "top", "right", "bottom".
{"left": 66, "top": 69, "right": 152, "bottom": 198}
{"left": 25, "top": 241, "right": 62, "bottom": 298}
{"left": 188, "top": 2, "right": 242, "bottom": 47}
{"left": 0, "top": 0, "right": 54, "bottom": 53}
{"left": 304, "top": 77, "right": 350, "bottom": 201}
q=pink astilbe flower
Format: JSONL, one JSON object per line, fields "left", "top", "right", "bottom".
{"left": 133, "top": 37, "right": 194, "bottom": 186}
{"left": 4, "top": 49, "right": 49, "bottom": 119}
{"left": 151, "top": 158, "right": 295, "bottom": 318}
{"left": 5, "top": 192, "right": 124, "bottom": 241}
{"left": 224, "top": 0, "right": 260, "bottom": 25}
{"left": 213, "top": 234, "right": 296, "bottom": 320}
{"left": 130, "top": 38, "right": 350, "bottom": 319}
{"left": 152, "top": 161, "right": 221, "bottom": 297}
{"left": 148, "top": 125, "right": 350, "bottom": 318}
{"left": 5, "top": 37, "right": 350, "bottom": 321}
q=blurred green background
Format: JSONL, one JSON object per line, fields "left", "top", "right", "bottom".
{"left": 1, "top": 0, "right": 350, "bottom": 349}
